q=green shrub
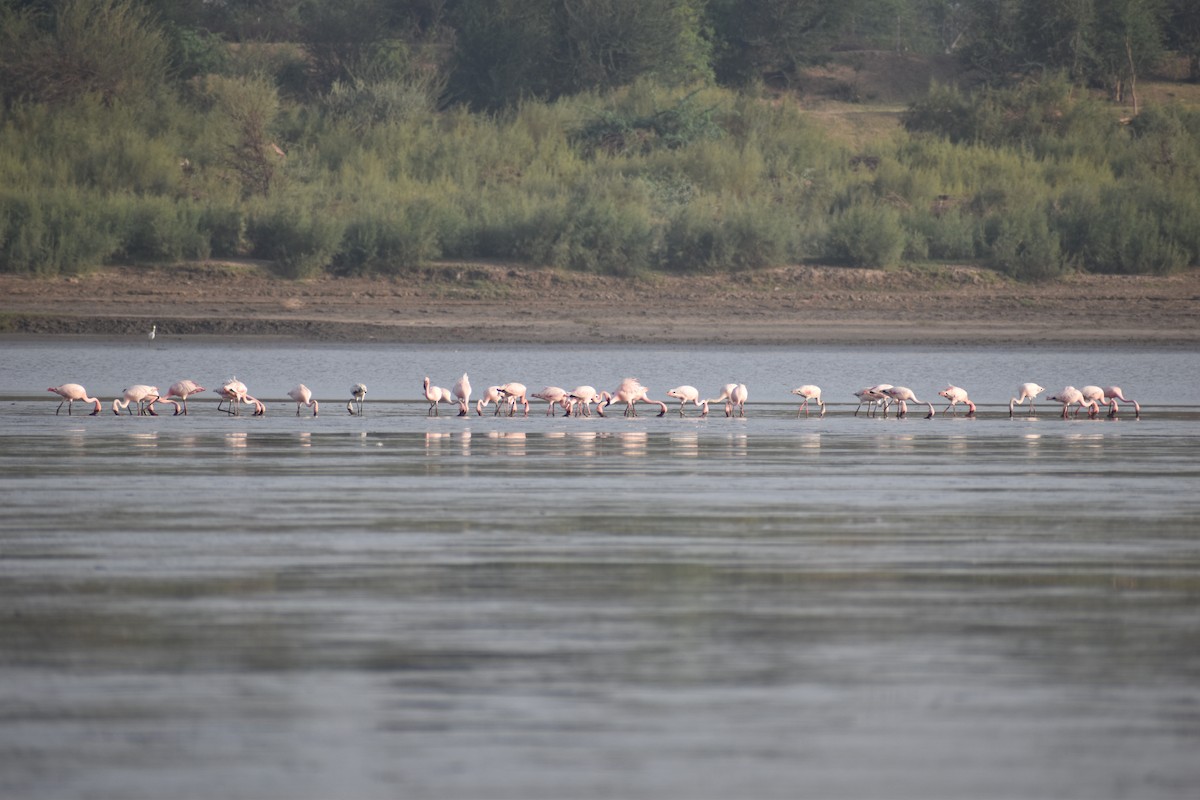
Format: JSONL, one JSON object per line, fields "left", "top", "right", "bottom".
{"left": 984, "top": 205, "right": 1067, "bottom": 282}
{"left": 0, "top": 189, "right": 117, "bottom": 274}
{"left": 247, "top": 201, "right": 345, "bottom": 278}
{"left": 824, "top": 204, "right": 907, "bottom": 268}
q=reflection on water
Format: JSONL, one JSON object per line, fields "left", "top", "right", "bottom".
{"left": 2, "top": 386, "right": 1200, "bottom": 797}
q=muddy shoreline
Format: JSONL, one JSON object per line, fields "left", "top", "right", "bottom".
{"left": 3, "top": 262, "right": 1198, "bottom": 347}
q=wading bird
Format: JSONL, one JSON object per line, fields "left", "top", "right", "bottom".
{"left": 1102, "top": 386, "right": 1140, "bottom": 418}
{"left": 1046, "top": 386, "right": 1099, "bottom": 419}
{"left": 288, "top": 384, "right": 319, "bottom": 416}
{"left": 598, "top": 378, "right": 667, "bottom": 417}
{"left": 1009, "top": 383, "right": 1045, "bottom": 417}
{"left": 792, "top": 385, "right": 825, "bottom": 417}
{"left": 476, "top": 385, "right": 506, "bottom": 416}
{"left": 453, "top": 373, "right": 472, "bottom": 417}
{"left": 148, "top": 324, "right": 156, "bottom": 341}
{"left": 567, "top": 386, "right": 601, "bottom": 417}
{"left": 532, "top": 386, "right": 570, "bottom": 416}
{"left": 854, "top": 384, "right": 893, "bottom": 417}
{"left": 666, "top": 386, "right": 704, "bottom": 416}
{"left": 112, "top": 385, "right": 162, "bottom": 416}
{"left": 158, "top": 380, "right": 205, "bottom": 415}
{"left": 423, "top": 377, "right": 454, "bottom": 416}
{"left": 882, "top": 386, "right": 935, "bottom": 419}
{"left": 938, "top": 385, "right": 976, "bottom": 417}
{"left": 47, "top": 383, "right": 102, "bottom": 416}
{"left": 498, "top": 382, "right": 530, "bottom": 417}
{"left": 347, "top": 383, "right": 367, "bottom": 416}
{"left": 215, "top": 378, "right": 265, "bottom": 416}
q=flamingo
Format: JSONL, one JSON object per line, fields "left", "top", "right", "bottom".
{"left": 567, "top": 386, "right": 601, "bottom": 417}
{"left": 423, "top": 376, "right": 453, "bottom": 416}
{"left": 666, "top": 386, "right": 704, "bottom": 416}
{"left": 157, "top": 380, "right": 205, "bottom": 415}
{"left": 1009, "top": 383, "right": 1045, "bottom": 417}
{"left": 476, "top": 385, "right": 506, "bottom": 416}
{"left": 347, "top": 383, "right": 367, "bottom": 416}
{"left": 791, "top": 385, "right": 825, "bottom": 417}
{"left": 47, "top": 384, "right": 102, "bottom": 416}
{"left": 1046, "top": 386, "right": 1099, "bottom": 419}
{"left": 705, "top": 383, "right": 747, "bottom": 417}
{"left": 882, "top": 386, "right": 935, "bottom": 419}
{"left": 112, "top": 385, "right": 162, "bottom": 416}
{"left": 288, "top": 384, "right": 319, "bottom": 416}
{"left": 598, "top": 378, "right": 667, "bottom": 418}
{"left": 1102, "top": 386, "right": 1140, "bottom": 418}
{"left": 532, "top": 386, "right": 570, "bottom": 416}
{"left": 854, "top": 384, "right": 893, "bottom": 417}
{"left": 937, "top": 385, "right": 976, "bottom": 417}
{"left": 215, "top": 378, "right": 265, "bottom": 416}
{"left": 1079, "top": 386, "right": 1107, "bottom": 419}
{"left": 498, "top": 382, "right": 530, "bottom": 417}
{"left": 453, "top": 373, "right": 472, "bottom": 417}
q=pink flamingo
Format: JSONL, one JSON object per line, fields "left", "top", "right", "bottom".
{"left": 854, "top": 384, "right": 893, "bottom": 417}
{"left": 1046, "top": 386, "right": 1099, "bottom": 419}
{"left": 937, "top": 385, "right": 976, "bottom": 417}
{"left": 158, "top": 380, "right": 205, "bottom": 415}
{"left": 47, "top": 383, "right": 102, "bottom": 416}
{"left": 791, "top": 385, "right": 825, "bottom": 417}
{"left": 1009, "top": 383, "right": 1045, "bottom": 417}
{"left": 532, "top": 386, "right": 571, "bottom": 416}
{"left": 1102, "top": 386, "right": 1140, "bottom": 418}
{"left": 112, "top": 385, "right": 162, "bottom": 416}
{"left": 215, "top": 378, "right": 265, "bottom": 416}
{"left": 476, "top": 385, "right": 506, "bottom": 416}
{"left": 666, "top": 386, "right": 704, "bottom": 416}
{"left": 1079, "top": 386, "right": 1107, "bottom": 419}
{"left": 568, "top": 386, "right": 601, "bottom": 417}
{"left": 423, "top": 376, "right": 453, "bottom": 416}
{"left": 347, "top": 384, "right": 367, "bottom": 416}
{"left": 598, "top": 378, "right": 667, "bottom": 418}
{"left": 498, "top": 382, "right": 530, "bottom": 417}
{"left": 288, "top": 384, "right": 319, "bottom": 416}
{"left": 882, "top": 386, "right": 935, "bottom": 419}
{"left": 706, "top": 383, "right": 747, "bottom": 417}
{"left": 453, "top": 373, "right": 472, "bottom": 417}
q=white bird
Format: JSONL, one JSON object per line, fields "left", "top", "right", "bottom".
{"left": 476, "top": 385, "right": 506, "bottom": 416}
{"left": 598, "top": 378, "right": 667, "bottom": 418}
{"left": 854, "top": 384, "right": 893, "bottom": 417}
{"left": 666, "top": 385, "right": 704, "bottom": 416}
{"left": 1009, "top": 383, "right": 1045, "bottom": 417}
{"left": 882, "top": 386, "right": 935, "bottom": 419}
{"left": 567, "top": 386, "right": 601, "bottom": 417}
{"left": 423, "top": 377, "right": 453, "bottom": 416}
{"left": 288, "top": 384, "right": 319, "bottom": 416}
{"left": 453, "top": 373, "right": 472, "bottom": 417}
{"left": 347, "top": 383, "right": 367, "bottom": 416}
{"left": 1046, "top": 386, "right": 1099, "bottom": 419}
{"left": 113, "top": 385, "right": 161, "bottom": 416}
{"left": 532, "top": 386, "right": 570, "bottom": 416}
{"left": 498, "top": 382, "right": 530, "bottom": 417}
{"left": 148, "top": 324, "right": 156, "bottom": 341}
{"left": 706, "top": 383, "right": 747, "bottom": 417}
{"left": 937, "top": 385, "right": 976, "bottom": 417}
{"left": 792, "top": 385, "right": 825, "bottom": 417}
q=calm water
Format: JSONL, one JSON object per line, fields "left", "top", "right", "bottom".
{"left": 2, "top": 342, "right": 1199, "bottom": 799}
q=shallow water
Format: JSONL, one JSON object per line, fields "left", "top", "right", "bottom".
{"left": 2, "top": 342, "right": 1199, "bottom": 799}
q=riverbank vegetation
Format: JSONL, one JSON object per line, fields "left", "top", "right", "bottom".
{"left": 2, "top": 0, "right": 1199, "bottom": 281}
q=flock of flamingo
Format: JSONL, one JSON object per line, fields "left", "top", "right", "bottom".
{"left": 44, "top": 376, "right": 1141, "bottom": 420}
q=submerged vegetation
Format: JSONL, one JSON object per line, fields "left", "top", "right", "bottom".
{"left": 1, "top": 0, "right": 1199, "bottom": 281}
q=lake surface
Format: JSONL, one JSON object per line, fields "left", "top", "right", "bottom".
{"left": 2, "top": 341, "right": 1199, "bottom": 799}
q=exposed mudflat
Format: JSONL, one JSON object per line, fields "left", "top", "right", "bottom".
{"left": 3, "top": 261, "right": 1198, "bottom": 347}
